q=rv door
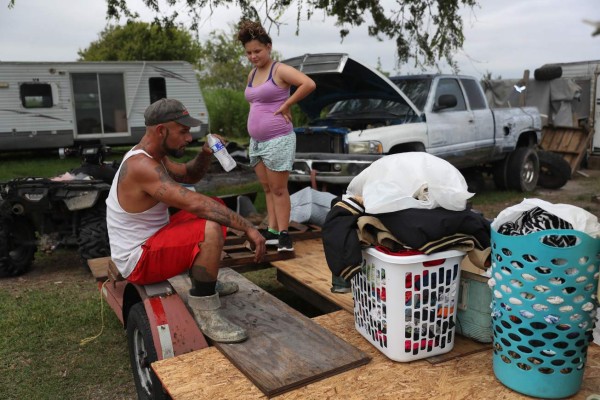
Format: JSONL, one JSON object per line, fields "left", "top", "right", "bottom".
{"left": 71, "top": 73, "right": 129, "bottom": 137}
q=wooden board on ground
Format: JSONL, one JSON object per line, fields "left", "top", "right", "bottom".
{"left": 219, "top": 243, "right": 295, "bottom": 268}
{"left": 271, "top": 239, "right": 491, "bottom": 364}
{"left": 225, "top": 221, "right": 322, "bottom": 246}
{"left": 540, "top": 126, "right": 592, "bottom": 174}
{"left": 167, "top": 269, "right": 370, "bottom": 398}
{"left": 153, "top": 310, "right": 600, "bottom": 399}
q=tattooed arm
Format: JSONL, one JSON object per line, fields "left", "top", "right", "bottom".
{"left": 130, "top": 156, "right": 265, "bottom": 261}
{"left": 162, "top": 143, "right": 213, "bottom": 184}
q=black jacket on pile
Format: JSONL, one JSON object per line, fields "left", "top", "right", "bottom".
{"left": 322, "top": 196, "right": 491, "bottom": 281}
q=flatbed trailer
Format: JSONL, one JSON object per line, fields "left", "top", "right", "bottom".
{"left": 152, "top": 239, "right": 600, "bottom": 399}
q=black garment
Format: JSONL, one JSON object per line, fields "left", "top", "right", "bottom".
{"left": 322, "top": 199, "right": 491, "bottom": 281}
{"left": 497, "top": 206, "right": 575, "bottom": 247}
{"left": 322, "top": 196, "right": 365, "bottom": 281}
{"left": 375, "top": 208, "right": 491, "bottom": 250}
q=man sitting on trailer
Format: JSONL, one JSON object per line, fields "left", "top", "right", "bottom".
{"left": 106, "top": 98, "right": 266, "bottom": 343}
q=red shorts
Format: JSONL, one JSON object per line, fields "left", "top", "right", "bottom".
{"left": 127, "top": 210, "right": 226, "bottom": 285}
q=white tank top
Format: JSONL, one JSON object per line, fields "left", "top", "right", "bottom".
{"left": 106, "top": 149, "right": 170, "bottom": 277}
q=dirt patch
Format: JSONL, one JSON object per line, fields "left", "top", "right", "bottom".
{"left": 472, "top": 168, "right": 600, "bottom": 220}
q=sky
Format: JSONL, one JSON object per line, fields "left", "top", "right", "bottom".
{"left": 0, "top": 0, "right": 598, "bottom": 79}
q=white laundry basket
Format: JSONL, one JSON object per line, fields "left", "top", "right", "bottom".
{"left": 352, "top": 247, "right": 465, "bottom": 362}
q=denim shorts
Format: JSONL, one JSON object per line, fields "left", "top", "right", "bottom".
{"left": 249, "top": 132, "right": 295, "bottom": 172}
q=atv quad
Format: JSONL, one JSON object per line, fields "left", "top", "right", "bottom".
{"left": 0, "top": 176, "right": 114, "bottom": 278}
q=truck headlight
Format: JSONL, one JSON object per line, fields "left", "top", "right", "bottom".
{"left": 349, "top": 141, "right": 383, "bottom": 154}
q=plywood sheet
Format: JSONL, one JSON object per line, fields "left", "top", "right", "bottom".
{"left": 153, "top": 310, "right": 600, "bottom": 399}
{"left": 167, "top": 269, "right": 370, "bottom": 397}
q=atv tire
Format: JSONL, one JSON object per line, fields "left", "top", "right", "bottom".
{"left": 537, "top": 151, "right": 571, "bottom": 189}
{"left": 0, "top": 216, "right": 37, "bottom": 278}
{"left": 77, "top": 205, "right": 110, "bottom": 266}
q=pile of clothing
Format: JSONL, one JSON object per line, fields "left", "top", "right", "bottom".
{"left": 323, "top": 152, "right": 491, "bottom": 284}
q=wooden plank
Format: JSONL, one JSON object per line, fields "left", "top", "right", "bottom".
{"left": 153, "top": 310, "right": 600, "bottom": 400}
{"left": 540, "top": 126, "right": 593, "bottom": 174}
{"left": 271, "top": 239, "right": 491, "bottom": 364}
{"left": 87, "top": 256, "right": 111, "bottom": 281}
{"left": 219, "top": 244, "right": 295, "bottom": 268}
{"left": 167, "top": 269, "right": 371, "bottom": 398}
{"left": 225, "top": 221, "right": 323, "bottom": 246}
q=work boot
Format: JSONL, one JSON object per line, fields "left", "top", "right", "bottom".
{"left": 215, "top": 280, "right": 238, "bottom": 296}
{"left": 187, "top": 293, "right": 247, "bottom": 343}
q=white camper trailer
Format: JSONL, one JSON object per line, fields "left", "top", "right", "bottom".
{"left": 0, "top": 61, "right": 209, "bottom": 152}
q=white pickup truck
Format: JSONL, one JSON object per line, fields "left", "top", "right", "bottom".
{"left": 286, "top": 53, "right": 543, "bottom": 192}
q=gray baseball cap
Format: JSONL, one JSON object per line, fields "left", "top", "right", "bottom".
{"left": 144, "top": 98, "right": 201, "bottom": 127}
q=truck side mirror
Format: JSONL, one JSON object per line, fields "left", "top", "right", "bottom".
{"left": 433, "top": 94, "right": 457, "bottom": 111}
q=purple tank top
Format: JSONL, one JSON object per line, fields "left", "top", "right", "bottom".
{"left": 244, "top": 62, "right": 293, "bottom": 141}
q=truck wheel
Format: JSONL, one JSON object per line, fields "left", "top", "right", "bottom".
{"left": 127, "top": 303, "right": 169, "bottom": 400}
{"left": 77, "top": 206, "right": 110, "bottom": 267}
{"left": 534, "top": 66, "right": 562, "bottom": 81}
{"left": 461, "top": 168, "right": 485, "bottom": 193}
{"left": 0, "top": 216, "right": 36, "bottom": 278}
{"left": 537, "top": 151, "right": 571, "bottom": 189}
{"left": 506, "top": 147, "right": 540, "bottom": 192}
{"left": 492, "top": 158, "right": 509, "bottom": 190}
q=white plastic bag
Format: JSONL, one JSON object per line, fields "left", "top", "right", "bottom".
{"left": 346, "top": 152, "right": 473, "bottom": 214}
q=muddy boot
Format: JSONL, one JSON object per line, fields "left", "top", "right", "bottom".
{"left": 188, "top": 293, "right": 247, "bottom": 343}
{"left": 215, "top": 280, "right": 238, "bottom": 296}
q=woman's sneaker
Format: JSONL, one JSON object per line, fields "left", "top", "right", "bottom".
{"left": 259, "top": 228, "right": 279, "bottom": 246}
{"left": 277, "top": 231, "right": 294, "bottom": 252}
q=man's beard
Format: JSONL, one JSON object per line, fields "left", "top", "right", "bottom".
{"left": 162, "top": 129, "right": 186, "bottom": 158}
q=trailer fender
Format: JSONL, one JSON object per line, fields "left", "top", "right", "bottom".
{"left": 140, "top": 286, "right": 209, "bottom": 360}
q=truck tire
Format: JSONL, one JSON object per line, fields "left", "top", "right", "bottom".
{"left": 77, "top": 206, "right": 110, "bottom": 266}
{"left": 461, "top": 168, "right": 485, "bottom": 193}
{"left": 506, "top": 147, "right": 540, "bottom": 192}
{"left": 0, "top": 216, "right": 36, "bottom": 278}
{"left": 534, "top": 66, "right": 562, "bottom": 81}
{"left": 492, "top": 158, "right": 509, "bottom": 190}
{"left": 537, "top": 151, "right": 571, "bottom": 189}
{"left": 127, "top": 303, "right": 169, "bottom": 400}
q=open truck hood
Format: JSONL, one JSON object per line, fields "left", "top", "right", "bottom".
{"left": 283, "top": 53, "right": 420, "bottom": 120}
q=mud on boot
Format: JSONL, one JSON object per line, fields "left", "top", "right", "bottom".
{"left": 188, "top": 293, "right": 247, "bottom": 343}
{"left": 215, "top": 280, "right": 239, "bottom": 296}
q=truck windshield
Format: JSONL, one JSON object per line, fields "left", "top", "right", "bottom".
{"left": 326, "top": 98, "right": 411, "bottom": 118}
{"left": 391, "top": 77, "right": 432, "bottom": 112}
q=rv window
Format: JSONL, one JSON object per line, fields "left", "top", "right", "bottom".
{"left": 149, "top": 77, "right": 167, "bottom": 103}
{"left": 20, "top": 83, "right": 53, "bottom": 108}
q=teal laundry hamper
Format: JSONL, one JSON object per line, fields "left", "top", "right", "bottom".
{"left": 490, "top": 229, "right": 600, "bottom": 399}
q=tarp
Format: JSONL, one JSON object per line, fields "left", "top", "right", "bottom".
{"left": 290, "top": 187, "right": 337, "bottom": 227}
{"left": 482, "top": 77, "right": 581, "bottom": 127}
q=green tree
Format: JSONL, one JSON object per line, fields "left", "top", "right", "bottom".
{"left": 78, "top": 21, "right": 201, "bottom": 62}
{"left": 196, "top": 27, "right": 249, "bottom": 91}
{"left": 97, "top": 0, "right": 477, "bottom": 69}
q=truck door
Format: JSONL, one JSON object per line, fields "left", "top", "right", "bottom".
{"left": 425, "top": 77, "right": 473, "bottom": 167}
{"left": 459, "top": 78, "right": 495, "bottom": 162}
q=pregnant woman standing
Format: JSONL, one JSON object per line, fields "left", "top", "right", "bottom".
{"left": 237, "top": 20, "right": 316, "bottom": 252}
